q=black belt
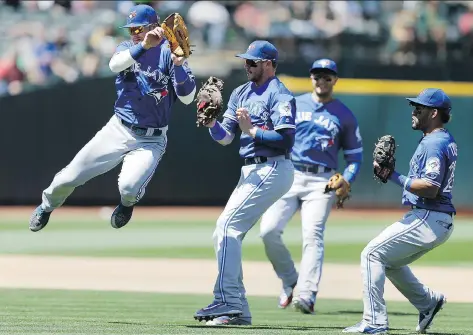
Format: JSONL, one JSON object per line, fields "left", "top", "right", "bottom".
{"left": 244, "top": 154, "right": 290, "bottom": 166}
{"left": 293, "top": 163, "right": 333, "bottom": 174}
{"left": 411, "top": 205, "right": 454, "bottom": 218}
{"left": 120, "top": 119, "right": 163, "bottom": 136}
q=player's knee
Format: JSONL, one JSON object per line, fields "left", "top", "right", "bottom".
{"left": 260, "top": 227, "right": 282, "bottom": 244}
{"left": 361, "top": 244, "right": 381, "bottom": 263}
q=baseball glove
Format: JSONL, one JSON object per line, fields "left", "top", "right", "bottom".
{"left": 324, "top": 173, "right": 351, "bottom": 208}
{"left": 373, "top": 135, "right": 396, "bottom": 183}
{"left": 161, "top": 13, "right": 192, "bottom": 58}
{"left": 195, "top": 76, "right": 224, "bottom": 127}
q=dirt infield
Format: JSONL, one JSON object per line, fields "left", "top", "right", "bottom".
{"left": 1, "top": 255, "right": 472, "bottom": 303}
{"left": 2, "top": 206, "right": 472, "bottom": 303}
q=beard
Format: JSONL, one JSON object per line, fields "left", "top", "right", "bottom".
{"left": 247, "top": 68, "right": 262, "bottom": 83}
{"left": 411, "top": 116, "right": 420, "bottom": 130}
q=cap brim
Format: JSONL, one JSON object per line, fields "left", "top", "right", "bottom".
{"left": 235, "top": 53, "right": 261, "bottom": 60}
{"left": 120, "top": 22, "right": 147, "bottom": 28}
{"left": 406, "top": 97, "right": 432, "bottom": 107}
{"left": 310, "top": 67, "right": 337, "bottom": 75}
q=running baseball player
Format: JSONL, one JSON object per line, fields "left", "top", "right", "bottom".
{"left": 29, "top": 4, "right": 196, "bottom": 232}
{"left": 259, "top": 59, "right": 363, "bottom": 314}
{"left": 193, "top": 40, "right": 296, "bottom": 326}
{"left": 343, "top": 88, "right": 457, "bottom": 334}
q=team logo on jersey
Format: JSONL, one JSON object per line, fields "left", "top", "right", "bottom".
{"left": 129, "top": 64, "right": 170, "bottom": 105}
{"left": 278, "top": 101, "right": 292, "bottom": 117}
{"left": 425, "top": 157, "right": 441, "bottom": 178}
{"left": 147, "top": 88, "right": 168, "bottom": 104}
{"left": 313, "top": 115, "right": 339, "bottom": 151}
{"left": 245, "top": 101, "right": 269, "bottom": 121}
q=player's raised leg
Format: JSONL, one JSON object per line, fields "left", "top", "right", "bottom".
{"left": 259, "top": 185, "right": 299, "bottom": 309}
{"left": 30, "top": 116, "right": 129, "bottom": 232}
{"left": 112, "top": 136, "right": 167, "bottom": 228}
{"left": 293, "top": 172, "right": 334, "bottom": 314}
{"left": 194, "top": 159, "right": 294, "bottom": 321}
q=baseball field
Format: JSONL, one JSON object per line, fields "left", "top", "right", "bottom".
{"left": 1, "top": 206, "right": 472, "bottom": 334}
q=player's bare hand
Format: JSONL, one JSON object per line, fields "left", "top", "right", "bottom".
{"left": 237, "top": 108, "right": 254, "bottom": 135}
{"left": 171, "top": 53, "right": 186, "bottom": 66}
{"left": 142, "top": 27, "right": 164, "bottom": 49}
{"left": 203, "top": 119, "right": 216, "bottom": 128}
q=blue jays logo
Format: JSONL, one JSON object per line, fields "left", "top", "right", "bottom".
{"left": 247, "top": 44, "right": 256, "bottom": 51}
{"left": 147, "top": 88, "right": 168, "bottom": 104}
{"left": 129, "top": 11, "right": 137, "bottom": 19}
{"left": 318, "top": 59, "right": 331, "bottom": 68}
{"left": 313, "top": 115, "right": 339, "bottom": 151}
{"left": 127, "top": 63, "right": 170, "bottom": 105}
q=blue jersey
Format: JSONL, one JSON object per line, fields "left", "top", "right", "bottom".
{"left": 403, "top": 129, "right": 457, "bottom": 214}
{"left": 222, "top": 77, "right": 296, "bottom": 158}
{"left": 113, "top": 40, "right": 194, "bottom": 128}
{"left": 292, "top": 93, "right": 363, "bottom": 169}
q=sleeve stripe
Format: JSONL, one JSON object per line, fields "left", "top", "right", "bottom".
{"left": 421, "top": 178, "right": 441, "bottom": 187}
{"left": 344, "top": 148, "right": 363, "bottom": 154}
{"left": 274, "top": 125, "right": 296, "bottom": 130}
{"left": 224, "top": 114, "right": 238, "bottom": 122}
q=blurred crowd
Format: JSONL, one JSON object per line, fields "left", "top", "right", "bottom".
{"left": 1, "top": 0, "right": 473, "bottom": 96}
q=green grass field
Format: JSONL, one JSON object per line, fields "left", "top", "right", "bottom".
{"left": 1, "top": 208, "right": 472, "bottom": 334}
{"left": 1, "top": 288, "right": 471, "bottom": 335}
{"left": 1, "top": 210, "right": 472, "bottom": 266}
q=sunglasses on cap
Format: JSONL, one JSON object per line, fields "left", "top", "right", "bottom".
{"left": 245, "top": 59, "right": 268, "bottom": 67}
{"left": 128, "top": 24, "right": 153, "bottom": 35}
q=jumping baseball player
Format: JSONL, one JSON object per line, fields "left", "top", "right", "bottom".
{"left": 29, "top": 4, "right": 196, "bottom": 232}
{"left": 344, "top": 88, "right": 457, "bottom": 334}
{"left": 193, "top": 40, "right": 296, "bottom": 326}
{"left": 259, "top": 59, "right": 363, "bottom": 314}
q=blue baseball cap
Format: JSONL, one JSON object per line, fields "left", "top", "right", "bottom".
{"left": 236, "top": 40, "right": 278, "bottom": 61}
{"left": 310, "top": 59, "right": 338, "bottom": 74}
{"left": 406, "top": 88, "right": 452, "bottom": 110}
{"left": 121, "top": 4, "right": 159, "bottom": 28}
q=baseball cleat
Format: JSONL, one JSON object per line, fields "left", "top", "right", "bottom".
{"left": 278, "top": 282, "right": 296, "bottom": 309}
{"left": 293, "top": 296, "right": 315, "bottom": 314}
{"left": 110, "top": 204, "right": 134, "bottom": 229}
{"left": 205, "top": 316, "right": 252, "bottom": 326}
{"left": 342, "top": 321, "right": 388, "bottom": 334}
{"left": 29, "top": 205, "right": 52, "bottom": 232}
{"left": 416, "top": 295, "right": 447, "bottom": 333}
{"left": 194, "top": 302, "right": 242, "bottom": 322}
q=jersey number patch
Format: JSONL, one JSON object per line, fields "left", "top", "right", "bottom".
{"left": 443, "top": 161, "right": 456, "bottom": 193}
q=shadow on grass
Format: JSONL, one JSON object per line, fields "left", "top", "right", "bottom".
{"left": 324, "top": 310, "right": 417, "bottom": 316}
{"left": 186, "top": 325, "right": 342, "bottom": 331}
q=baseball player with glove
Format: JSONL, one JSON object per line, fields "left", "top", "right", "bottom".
{"left": 344, "top": 88, "right": 457, "bottom": 334}
{"left": 193, "top": 40, "right": 296, "bottom": 326}
{"left": 29, "top": 4, "right": 196, "bottom": 231}
{"left": 259, "top": 59, "right": 363, "bottom": 314}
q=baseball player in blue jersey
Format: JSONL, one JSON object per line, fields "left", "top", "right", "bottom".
{"left": 29, "top": 4, "right": 196, "bottom": 232}
{"left": 344, "top": 88, "right": 457, "bottom": 334}
{"left": 259, "top": 59, "right": 363, "bottom": 314}
{"left": 193, "top": 40, "right": 296, "bottom": 326}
